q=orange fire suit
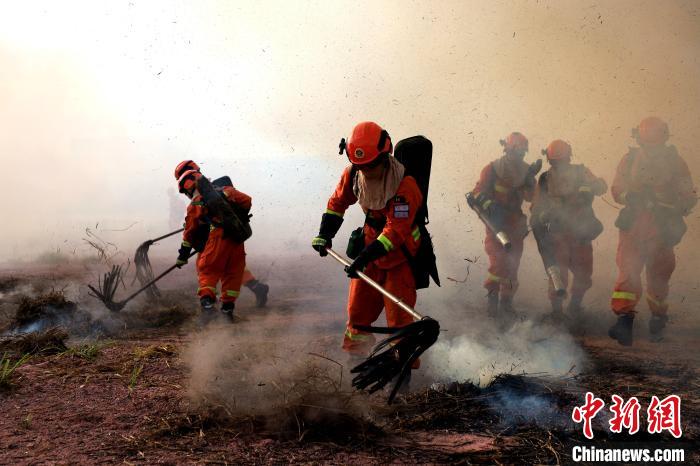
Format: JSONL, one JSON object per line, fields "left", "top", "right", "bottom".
{"left": 182, "top": 186, "right": 252, "bottom": 304}
{"left": 472, "top": 156, "right": 534, "bottom": 298}
{"left": 531, "top": 163, "right": 607, "bottom": 301}
{"left": 610, "top": 145, "right": 696, "bottom": 316}
{"left": 325, "top": 166, "right": 423, "bottom": 355}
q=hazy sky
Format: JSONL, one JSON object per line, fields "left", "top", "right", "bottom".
{"left": 1, "top": 0, "right": 698, "bottom": 282}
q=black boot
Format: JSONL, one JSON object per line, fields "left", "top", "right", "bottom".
{"left": 200, "top": 296, "right": 216, "bottom": 311}
{"left": 487, "top": 291, "right": 499, "bottom": 314}
{"left": 567, "top": 294, "right": 584, "bottom": 314}
{"left": 246, "top": 280, "right": 269, "bottom": 308}
{"left": 608, "top": 314, "right": 635, "bottom": 346}
{"left": 649, "top": 315, "right": 668, "bottom": 343}
{"left": 221, "top": 301, "right": 235, "bottom": 322}
{"left": 499, "top": 296, "right": 515, "bottom": 314}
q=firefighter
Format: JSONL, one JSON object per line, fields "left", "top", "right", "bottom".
{"left": 311, "top": 121, "right": 423, "bottom": 360}
{"left": 608, "top": 117, "right": 696, "bottom": 345}
{"left": 531, "top": 140, "right": 607, "bottom": 318}
{"left": 174, "top": 160, "right": 269, "bottom": 307}
{"left": 470, "top": 132, "right": 537, "bottom": 314}
{"left": 176, "top": 169, "right": 252, "bottom": 319}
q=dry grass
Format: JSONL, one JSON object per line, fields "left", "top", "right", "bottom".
{"left": 0, "top": 327, "right": 69, "bottom": 356}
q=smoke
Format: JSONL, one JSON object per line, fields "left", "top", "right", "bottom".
{"left": 2, "top": 1, "right": 699, "bottom": 411}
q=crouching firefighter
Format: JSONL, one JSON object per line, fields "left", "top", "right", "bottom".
{"left": 530, "top": 140, "right": 607, "bottom": 318}
{"left": 174, "top": 160, "right": 269, "bottom": 307}
{"left": 608, "top": 117, "right": 697, "bottom": 345}
{"left": 311, "top": 121, "right": 434, "bottom": 374}
{"left": 468, "top": 132, "right": 539, "bottom": 315}
{"left": 176, "top": 168, "right": 253, "bottom": 320}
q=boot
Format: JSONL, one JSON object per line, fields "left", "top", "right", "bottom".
{"left": 567, "top": 294, "right": 584, "bottom": 314}
{"left": 221, "top": 301, "right": 236, "bottom": 322}
{"left": 499, "top": 296, "right": 515, "bottom": 314}
{"left": 246, "top": 280, "right": 269, "bottom": 308}
{"left": 551, "top": 297, "right": 564, "bottom": 315}
{"left": 649, "top": 315, "right": 668, "bottom": 343}
{"left": 487, "top": 291, "right": 499, "bottom": 314}
{"left": 200, "top": 296, "right": 216, "bottom": 311}
{"left": 608, "top": 314, "right": 635, "bottom": 346}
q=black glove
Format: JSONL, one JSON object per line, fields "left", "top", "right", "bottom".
{"left": 345, "top": 240, "right": 388, "bottom": 278}
{"left": 312, "top": 212, "right": 343, "bottom": 257}
{"left": 176, "top": 243, "right": 192, "bottom": 268}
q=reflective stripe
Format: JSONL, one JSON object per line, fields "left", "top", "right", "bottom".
{"left": 482, "top": 199, "right": 493, "bottom": 210}
{"left": 311, "top": 237, "right": 327, "bottom": 246}
{"left": 579, "top": 186, "right": 592, "bottom": 192}
{"left": 197, "top": 286, "right": 217, "bottom": 293}
{"left": 619, "top": 191, "right": 628, "bottom": 203}
{"left": 344, "top": 328, "right": 370, "bottom": 341}
{"left": 411, "top": 226, "right": 420, "bottom": 242}
{"left": 494, "top": 184, "right": 508, "bottom": 193}
{"left": 191, "top": 201, "right": 204, "bottom": 206}
{"left": 181, "top": 241, "right": 191, "bottom": 248}
{"left": 657, "top": 202, "right": 675, "bottom": 209}
{"left": 646, "top": 294, "right": 665, "bottom": 307}
{"left": 487, "top": 273, "right": 504, "bottom": 283}
{"left": 225, "top": 290, "right": 240, "bottom": 297}
{"left": 612, "top": 291, "right": 637, "bottom": 301}
{"left": 325, "top": 208, "right": 344, "bottom": 218}
{"left": 377, "top": 234, "right": 394, "bottom": 251}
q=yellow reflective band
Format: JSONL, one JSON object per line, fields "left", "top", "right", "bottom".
{"left": 494, "top": 184, "right": 508, "bottom": 193}
{"left": 620, "top": 191, "right": 628, "bottom": 203}
{"left": 482, "top": 199, "right": 493, "bottom": 210}
{"left": 191, "top": 201, "right": 204, "bottom": 206}
{"left": 657, "top": 202, "right": 675, "bottom": 209}
{"left": 225, "top": 290, "right": 240, "bottom": 297}
{"left": 197, "top": 286, "right": 217, "bottom": 293}
{"left": 646, "top": 294, "right": 665, "bottom": 307}
{"left": 344, "top": 329, "right": 370, "bottom": 341}
{"left": 377, "top": 234, "right": 394, "bottom": 252}
{"left": 325, "top": 209, "right": 344, "bottom": 218}
{"left": 612, "top": 291, "right": 637, "bottom": 301}
{"left": 311, "top": 237, "right": 327, "bottom": 246}
{"left": 579, "top": 186, "right": 592, "bottom": 192}
{"left": 181, "top": 241, "right": 191, "bottom": 248}
{"left": 411, "top": 227, "right": 421, "bottom": 242}
{"left": 487, "top": 273, "right": 504, "bottom": 283}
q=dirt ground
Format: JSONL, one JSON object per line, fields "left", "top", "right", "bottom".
{"left": 0, "top": 260, "right": 697, "bottom": 465}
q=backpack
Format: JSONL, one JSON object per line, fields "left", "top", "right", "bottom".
{"left": 196, "top": 176, "right": 252, "bottom": 244}
{"left": 394, "top": 136, "right": 441, "bottom": 289}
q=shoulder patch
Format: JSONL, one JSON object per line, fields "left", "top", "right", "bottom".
{"left": 394, "top": 201, "right": 410, "bottom": 218}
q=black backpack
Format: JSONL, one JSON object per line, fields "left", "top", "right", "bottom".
{"left": 196, "top": 176, "right": 252, "bottom": 244}
{"left": 394, "top": 136, "right": 440, "bottom": 289}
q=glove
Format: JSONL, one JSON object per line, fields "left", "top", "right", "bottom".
{"left": 576, "top": 188, "right": 595, "bottom": 205}
{"left": 176, "top": 243, "right": 192, "bottom": 268}
{"left": 345, "top": 240, "right": 388, "bottom": 279}
{"left": 311, "top": 236, "right": 331, "bottom": 257}
{"left": 312, "top": 212, "right": 344, "bottom": 257}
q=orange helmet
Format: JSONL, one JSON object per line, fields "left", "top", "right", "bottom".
{"left": 174, "top": 160, "right": 200, "bottom": 179}
{"left": 343, "top": 121, "right": 392, "bottom": 165}
{"left": 544, "top": 139, "right": 572, "bottom": 161}
{"left": 500, "top": 132, "right": 528, "bottom": 154}
{"left": 636, "top": 117, "right": 669, "bottom": 145}
{"left": 177, "top": 169, "right": 201, "bottom": 195}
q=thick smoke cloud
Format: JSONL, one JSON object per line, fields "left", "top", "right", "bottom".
{"left": 1, "top": 1, "right": 698, "bottom": 385}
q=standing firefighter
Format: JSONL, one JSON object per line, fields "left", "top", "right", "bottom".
{"left": 311, "top": 121, "right": 423, "bottom": 362}
{"left": 176, "top": 169, "right": 252, "bottom": 320}
{"left": 173, "top": 160, "right": 269, "bottom": 307}
{"left": 531, "top": 140, "right": 607, "bottom": 318}
{"left": 469, "top": 132, "right": 538, "bottom": 314}
{"left": 608, "top": 117, "right": 697, "bottom": 345}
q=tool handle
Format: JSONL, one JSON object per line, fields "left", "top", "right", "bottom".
{"left": 465, "top": 194, "right": 511, "bottom": 249}
{"left": 120, "top": 251, "right": 196, "bottom": 304}
{"left": 149, "top": 228, "right": 184, "bottom": 244}
{"left": 325, "top": 247, "right": 422, "bottom": 321}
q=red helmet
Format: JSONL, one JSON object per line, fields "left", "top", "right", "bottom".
{"left": 177, "top": 169, "right": 201, "bottom": 195}
{"left": 500, "top": 132, "right": 529, "bottom": 154}
{"left": 544, "top": 139, "right": 572, "bottom": 161}
{"left": 637, "top": 117, "right": 669, "bottom": 145}
{"left": 345, "top": 121, "right": 392, "bottom": 165}
{"left": 174, "top": 160, "right": 200, "bottom": 180}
